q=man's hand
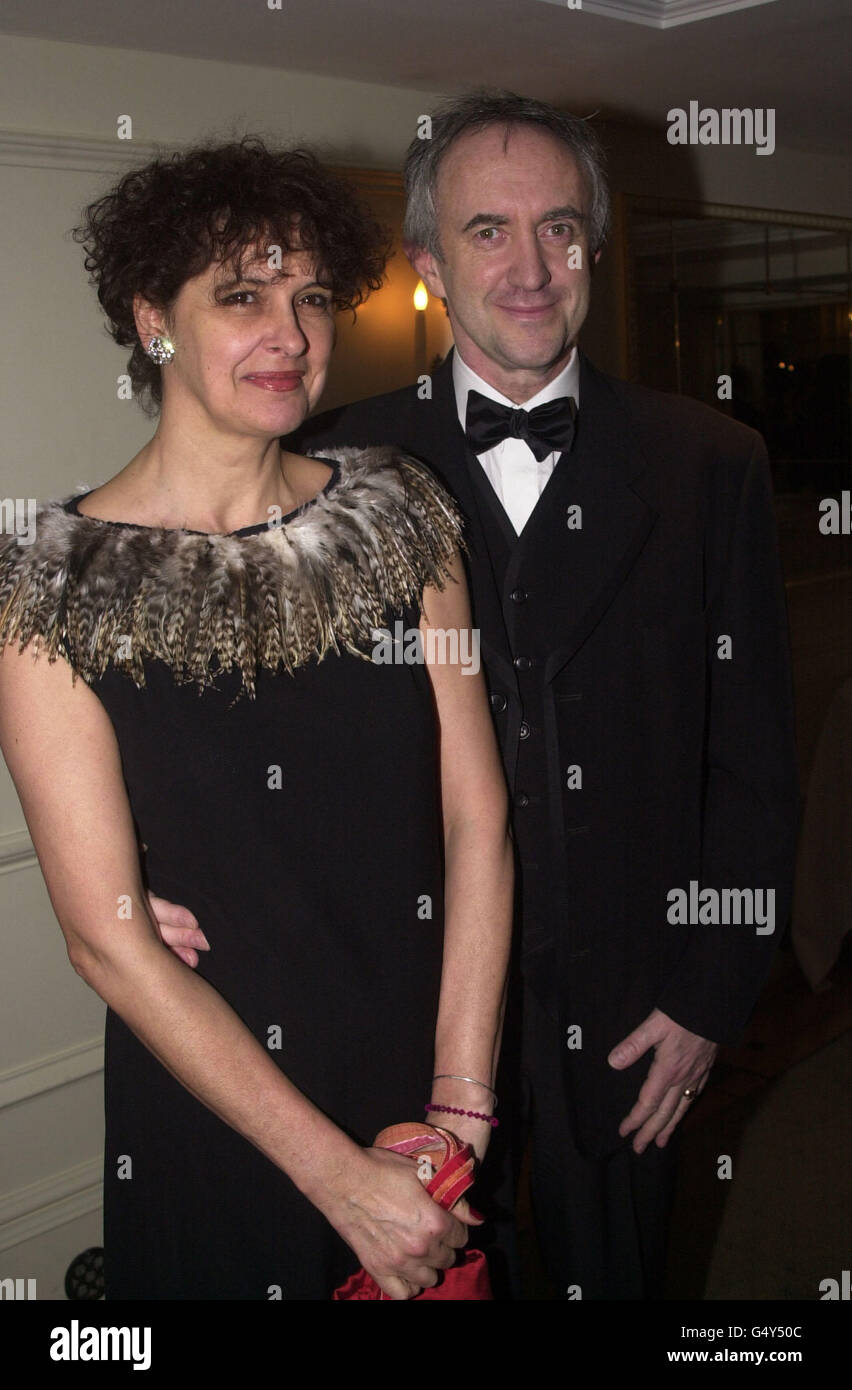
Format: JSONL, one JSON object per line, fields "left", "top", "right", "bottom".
{"left": 147, "top": 893, "right": 209, "bottom": 968}
{"left": 608, "top": 1009, "right": 718, "bottom": 1154}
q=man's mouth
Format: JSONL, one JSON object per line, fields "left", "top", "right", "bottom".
{"left": 496, "top": 303, "right": 558, "bottom": 319}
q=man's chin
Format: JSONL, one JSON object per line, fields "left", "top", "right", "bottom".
{"left": 493, "top": 337, "right": 575, "bottom": 375}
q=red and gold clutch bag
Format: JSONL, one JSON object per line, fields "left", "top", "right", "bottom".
{"left": 333, "top": 1122, "right": 492, "bottom": 1301}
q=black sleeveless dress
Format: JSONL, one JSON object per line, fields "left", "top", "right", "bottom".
{"left": 0, "top": 447, "right": 464, "bottom": 1299}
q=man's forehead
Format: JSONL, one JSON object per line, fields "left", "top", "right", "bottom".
{"left": 437, "top": 124, "right": 587, "bottom": 217}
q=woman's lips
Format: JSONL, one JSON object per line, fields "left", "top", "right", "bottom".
{"left": 243, "top": 372, "right": 304, "bottom": 392}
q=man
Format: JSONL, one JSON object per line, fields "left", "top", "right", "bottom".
{"left": 156, "top": 90, "right": 798, "bottom": 1298}
{"left": 288, "top": 91, "right": 799, "bottom": 1299}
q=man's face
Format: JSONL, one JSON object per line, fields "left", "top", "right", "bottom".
{"left": 411, "top": 124, "right": 599, "bottom": 402}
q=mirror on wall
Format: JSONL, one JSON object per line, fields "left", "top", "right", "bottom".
{"left": 622, "top": 196, "right": 852, "bottom": 777}
{"left": 622, "top": 197, "right": 851, "bottom": 504}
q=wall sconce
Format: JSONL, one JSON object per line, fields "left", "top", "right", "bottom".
{"left": 413, "top": 280, "right": 428, "bottom": 373}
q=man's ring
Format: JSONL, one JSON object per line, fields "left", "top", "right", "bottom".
{"left": 683, "top": 1087, "right": 697, "bottom": 1099}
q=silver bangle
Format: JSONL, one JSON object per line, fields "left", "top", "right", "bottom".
{"left": 432, "top": 1073, "right": 498, "bottom": 1107}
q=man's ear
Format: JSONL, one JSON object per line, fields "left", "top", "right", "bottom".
{"left": 406, "top": 243, "right": 448, "bottom": 301}
{"left": 133, "top": 293, "right": 170, "bottom": 352}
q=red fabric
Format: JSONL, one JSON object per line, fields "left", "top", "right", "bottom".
{"left": 333, "top": 1122, "right": 493, "bottom": 1301}
{"left": 333, "top": 1248, "right": 491, "bottom": 1300}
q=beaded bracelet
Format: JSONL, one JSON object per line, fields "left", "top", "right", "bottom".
{"left": 425, "top": 1102, "right": 499, "bottom": 1128}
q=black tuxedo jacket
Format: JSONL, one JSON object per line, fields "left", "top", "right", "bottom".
{"left": 291, "top": 350, "right": 800, "bottom": 1157}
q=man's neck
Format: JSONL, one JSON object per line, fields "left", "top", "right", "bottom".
{"left": 452, "top": 344, "right": 577, "bottom": 406}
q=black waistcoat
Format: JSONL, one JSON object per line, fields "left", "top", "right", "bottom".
{"left": 463, "top": 436, "right": 582, "bottom": 985}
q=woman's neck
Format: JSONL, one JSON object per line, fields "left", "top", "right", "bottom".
{"left": 82, "top": 413, "right": 320, "bottom": 533}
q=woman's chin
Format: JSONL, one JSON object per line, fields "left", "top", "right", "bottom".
{"left": 238, "top": 395, "right": 312, "bottom": 438}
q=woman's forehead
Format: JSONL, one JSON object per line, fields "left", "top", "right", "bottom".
{"left": 209, "top": 244, "right": 322, "bottom": 282}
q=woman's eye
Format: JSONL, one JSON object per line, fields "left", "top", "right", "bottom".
{"left": 222, "top": 291, "right": 256, "bottom": 305}
{"left": 299, "top": 293, "right": 331, "bottom": 309}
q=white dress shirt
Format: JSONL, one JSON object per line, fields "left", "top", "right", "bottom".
{"left": 453, "top": 347, "right": 580, "bottom": 536}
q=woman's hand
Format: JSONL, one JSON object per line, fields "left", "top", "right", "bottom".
{"left": 319, "top": 1146, "right": 481, "bottom": 1300}
{"left": 147, "top": 893, "right": 209, "bottom": 967}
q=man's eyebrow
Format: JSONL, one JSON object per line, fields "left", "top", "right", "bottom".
{"left": 539, "top": 206, "right": 588, "bottom": 224}
{"left": 460, "top": 207, "right": 588, "bottom": 233}
{"left": 461, "top": 213, "right": 509, "bottom": 233}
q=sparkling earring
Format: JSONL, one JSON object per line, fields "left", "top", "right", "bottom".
{"left": 146, "top": 336, "right": 175, "bottom": 365}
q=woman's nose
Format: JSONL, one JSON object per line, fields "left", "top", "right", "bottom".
{"left": 265, "top": 302, "right": 310, "bottom": 357}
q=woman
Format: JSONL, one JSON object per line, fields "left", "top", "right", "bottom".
{"left": 0, "top": 139, "right": 513, "bottom": 1300}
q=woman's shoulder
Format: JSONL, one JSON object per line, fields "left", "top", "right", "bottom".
{"left": 0, "top": 495, "right": 88, "bottom": 667}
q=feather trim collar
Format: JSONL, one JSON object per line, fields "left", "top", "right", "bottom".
{"left": 0, "top": 446, "right": 464, "bottom": 698}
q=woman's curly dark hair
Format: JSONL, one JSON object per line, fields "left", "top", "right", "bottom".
{"left": 73, "top": 137, "right": 392, "bottom": 412}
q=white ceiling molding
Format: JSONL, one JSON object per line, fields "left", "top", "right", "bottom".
{"left": 0, "top": 129, "right": 169, "bottom": 174}
{"left": 0, "top": 131, "right": 393, "bottom": 189}
{"left": 536, "top": 0, "right": 780, "bottom": 27}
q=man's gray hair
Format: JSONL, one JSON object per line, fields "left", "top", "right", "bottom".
{"left": 403, "top": 89, "right": 610, "bottom": 260}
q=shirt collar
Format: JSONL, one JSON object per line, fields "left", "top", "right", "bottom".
{"left": 453, "top": 345, "right": 580, "bottom": 433}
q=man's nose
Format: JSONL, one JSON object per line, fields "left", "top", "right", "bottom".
{"left": 507, "top": 234, "right": 552, "bottom": 292}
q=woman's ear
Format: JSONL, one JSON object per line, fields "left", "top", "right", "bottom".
{"left": 133, "top": 293, "right": 170, "bottom": 353}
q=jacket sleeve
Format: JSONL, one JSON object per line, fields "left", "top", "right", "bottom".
{"left": 655, "top": 434, "right": 801, "bottom": 1043}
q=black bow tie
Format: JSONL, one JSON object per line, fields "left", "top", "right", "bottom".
{"left": 465, "top": 389, "right": 578, "bottom": 462}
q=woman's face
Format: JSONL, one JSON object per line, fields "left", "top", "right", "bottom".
{"left": 142, "top": 245, "right": 336, "bottom": 440}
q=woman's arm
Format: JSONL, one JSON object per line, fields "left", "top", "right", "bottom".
{"left": 420, "top": 553, "right": 514, "bottom": 1163}
{"left": 0, "top": 640, "right": 470, "bottom": 1299}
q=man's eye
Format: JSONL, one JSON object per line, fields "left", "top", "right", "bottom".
{"left": 546, "top": 224, "right": 573, "bottom": 238}
{"left": 475, "top": 228, "right": 501, "bottom": 241}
